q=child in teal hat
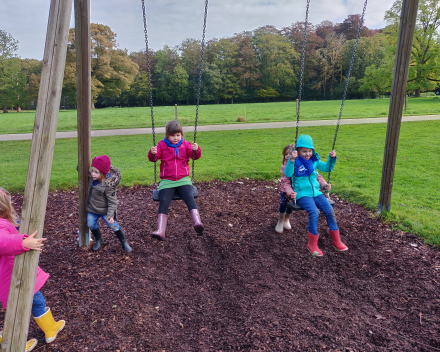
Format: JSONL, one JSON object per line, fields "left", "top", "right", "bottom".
{"left": 284, "top": 135, "right": 348, "bottom": 257}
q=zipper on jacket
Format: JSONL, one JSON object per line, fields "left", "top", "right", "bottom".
{"left": 308, "top": 175, "right": 315, "bottom": 197}
{"left": 174, "top": 151, "right": 178, "bottom": 180}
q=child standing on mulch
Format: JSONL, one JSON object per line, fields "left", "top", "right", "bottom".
{"left": 86, "top": 155, "right": 132, "bottom": 253}
{"left": 148, "top": 120, "right": 204, "bottom": 240}
{"left": 276, "top": 143, "right": 331, "bottom": 234}
{"left": 0, "top": 187, "right": 65, "bottom": 350}
{"left": 284, "top": 135, "right": 347, "bottom": 256}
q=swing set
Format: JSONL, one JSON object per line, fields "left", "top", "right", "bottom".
{"left": 141, "top": 0, "right": 208, "bottom": 202}
{"left": 287, "top": 0, "right": 368, "bottom": 212}
{"left": 1, "top": 0, "right": 420, "bottom": 350}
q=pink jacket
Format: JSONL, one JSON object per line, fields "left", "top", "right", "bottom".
{"left": 280, "top": 164, "right": 295, "bottom": 195}
{"left": 0, "top": 218, "right": 49, "bottom": 308}
{"left": 148, "top": 139, "right": 202, "bottom": 181}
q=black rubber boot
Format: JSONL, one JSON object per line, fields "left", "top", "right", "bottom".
{"left": 115, "top": 229, "right": 132, "bottom": 252}
{"left": 90, "top": 228, "right": 102, "bottom": 251}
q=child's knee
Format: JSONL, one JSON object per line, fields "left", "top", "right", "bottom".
{"left": 309, "top": 208, "right": 320, "bottom": 221}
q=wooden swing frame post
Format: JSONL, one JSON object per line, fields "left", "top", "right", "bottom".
{"left": 75, "top": 0, "right": 92, "bottom": 246}
{"left": 0, "top": 1, "right": 73, "bottom": 351}
{"left": 378, "top": 0, "right": 419, "bottom": 213}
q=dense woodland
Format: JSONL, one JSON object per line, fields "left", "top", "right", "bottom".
{"left": 1, "top": 0, "right": 440, "bottom": 111}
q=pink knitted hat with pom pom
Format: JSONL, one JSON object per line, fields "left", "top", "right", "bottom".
{"left": 92, "top": 155, "right": 111, "bottom": 174}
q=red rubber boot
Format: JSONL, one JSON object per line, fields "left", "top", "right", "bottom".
{"left": 329, "top": 229, "right": 348, "bottom": 251}
{"left": 307, "top": 231, "right": 323, "bottom": 257}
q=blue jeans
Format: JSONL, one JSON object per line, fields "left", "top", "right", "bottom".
{"left": 296, "top": 194, "right": 338, "bottom": 236}
{"left": 87, "top": 212, "right": 120, "bottom": 232}
{"left": 32, "top": 291, "right": 46, "bottom": 317}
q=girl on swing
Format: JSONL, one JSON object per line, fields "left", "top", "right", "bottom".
{"left": 284, "top": 135, "right": 348, "bottom": 256}
{"left": 148, "top": 120, "right": 204, "bottom": 240}
{"left": 276, "top": 143, "right": 331, "bottom": 234}
{"left": 0, "top": 187, "right": 65, "bottom": 351}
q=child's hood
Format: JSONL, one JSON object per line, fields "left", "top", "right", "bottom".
{"left": 296, "top": 135, "right": 314, "bottom": 151}
{"left": 296, "top": 135, "right": 321, "bottom": 160}
{"left": 104, "top": 166, "right": 121, "bottom": 187}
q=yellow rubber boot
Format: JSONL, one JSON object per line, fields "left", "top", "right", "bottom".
{"left": 34, "top": 308, "right": 65, "bottom": 343}
{"left": 0, "top": 331, "right": 38, "bottom": 352}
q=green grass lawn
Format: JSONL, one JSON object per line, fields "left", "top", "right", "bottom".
{"left": 1, "top": 120, "right": 439, "bottom": 245}
{"left": 1, "top": 97, "right": 439, "bottom": 134}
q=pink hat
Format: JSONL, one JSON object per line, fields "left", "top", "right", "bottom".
{"left": 92, "top": 155, "right": 111, "bottom": 174}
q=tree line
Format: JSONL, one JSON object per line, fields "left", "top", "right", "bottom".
{"left": 1, "top": 0, "right": 439, "bottom": 112}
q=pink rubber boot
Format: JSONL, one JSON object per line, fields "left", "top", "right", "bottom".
{"left": 151, "top": 214, "right": 167, "bottom": 241}
{"left": 190, "top": 209, "right": 204, "bottom": 235}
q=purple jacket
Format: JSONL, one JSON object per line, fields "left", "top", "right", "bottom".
{"left": 0, "top": 218, "right": 49, "bottom": 308}
{"left": 148, "top": 139, "right": 202, "bottom": 181}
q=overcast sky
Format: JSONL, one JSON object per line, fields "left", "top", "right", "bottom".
{"left": 1, "top": 0, "right": 395, "bottom": 60}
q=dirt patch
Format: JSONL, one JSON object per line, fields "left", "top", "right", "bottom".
{"left": 2, "top": 180, "right": 440, "bottom": 351}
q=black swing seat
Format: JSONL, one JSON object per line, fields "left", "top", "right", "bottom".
{"left": 287, "top": 197, "right": 335, "bottom": 211}
{"left": 153, "top": 186, "right": 198, "bottom": 202}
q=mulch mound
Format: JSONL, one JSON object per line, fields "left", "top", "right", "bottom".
{"left": 2, "top": 180, "right": 440, "bottom": 351}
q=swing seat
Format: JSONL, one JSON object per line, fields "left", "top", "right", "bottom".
{"left": 153, "top": 186, "right": 198, "bottom": 202}
{"left": 287, "top": 197, "right": 335, "bottom": 211}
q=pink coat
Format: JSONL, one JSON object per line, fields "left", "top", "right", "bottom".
{"left": 280, "top": 164, "right": 295, "bottom": 195}
{"left": 0, "top": 218, "right": 49, "bottom": 308}
{"left": 148, "top": 139, "right": 202, "bottom": 181}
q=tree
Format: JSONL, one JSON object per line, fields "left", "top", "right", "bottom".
{"left": 314, "top": 32, "right": 346, "bottom": 97}
{"left": 252, "top": 26, "right": 299, "bottom": 100}
{"left": 341, "top": 35, "right": 387, "bottom": 98}
{"left": 231, "top": 32, "right": 261, "bottom": 101}
{"left": 207, "top": 38, "right": 242, "bottom": 103}
{"left": 0, "top": 30, "right": 19, "bottom": 60}
{"left": 154, "top": 45, "right": 182, "bottom": 104}
{"left": 63, "top": 23, "right": 139, "bottom": 108}
{"left": 335, "top": 14, "right": 381, "bottom": 40}
{"left": 199, "top": 62, "right": 222, "bottom": 103}
{"left": 385, "top": 0, "right": 440, "bottom": 96}
{"left": 180, "top": 39, "right": 204, "bottom": 104}
{"left": 0, "top": 30, "right": 19, "bottom": 112}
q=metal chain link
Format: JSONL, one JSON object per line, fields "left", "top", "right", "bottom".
{"left": 327, "top": 0, "right": 368, "bottom": 185}
{"left": 291, "top": 0, "right": 311, "bottom": 199}
{"left": 141, "top": 0, "right": 157, "bottom": 188}
{"left": 192, "top": 0, "right": 208, "bottom": 183}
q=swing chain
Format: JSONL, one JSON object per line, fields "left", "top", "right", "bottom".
{"left": 327, "top": 0, "right": 367, "bottom": 186}
{"left": 291, "top": 0, "right": 310, "bottom": 203}
{"left": 192, "top": 0, "right": 208, "bottom": 183}
{"left": 141, "top": 0, "right": 157, "bottom": 187}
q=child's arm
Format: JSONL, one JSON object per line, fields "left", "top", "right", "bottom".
{"left": 22, "top": 231, "right": 46, "bottom": 251}
{"left": 317, "top": 150, "right": 337, "bottom": 173}
{"left": 105, "top": 187, "right": 118, "bottom": 222}
{"left": 0, "top": 229, "right": 45, "bottom": 255}
{"left": 189, "top": 142, "right": 202, "bottom": 160}
{"left": 316, "top": 172, "right": 331, "bottom": 191}
{"left": 148, "top": 144, "right": 161, "bottom": 162}
{"left": 281, "top": 165, "right": 297, "bottom": 199}
{"left": 283, "top": 150, "right": 298, "bottom": 178}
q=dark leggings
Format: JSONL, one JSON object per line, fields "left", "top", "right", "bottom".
{"left": 158, "top": 185, "right": 198, "bottom": 215}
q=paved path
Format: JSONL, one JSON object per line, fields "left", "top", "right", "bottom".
{"left": 1, "top": 115, "right": 439, "bottom": 141}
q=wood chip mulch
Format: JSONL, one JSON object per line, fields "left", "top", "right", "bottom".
{"left": 2, "top": 179, "right": 440, "bottom": 351}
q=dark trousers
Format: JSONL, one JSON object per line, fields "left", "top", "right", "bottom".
{"left": 158, "top": 185, "right": 197, "bottom": 215}
{"left": 279, "top": 192, "right": 293, "bottom": 214}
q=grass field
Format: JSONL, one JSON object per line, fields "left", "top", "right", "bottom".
{"left": 0, "top": 120, "right": 439, "bottom": 245}
{"left": 1, "top": 97, "right": 439, "bottom": 134}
